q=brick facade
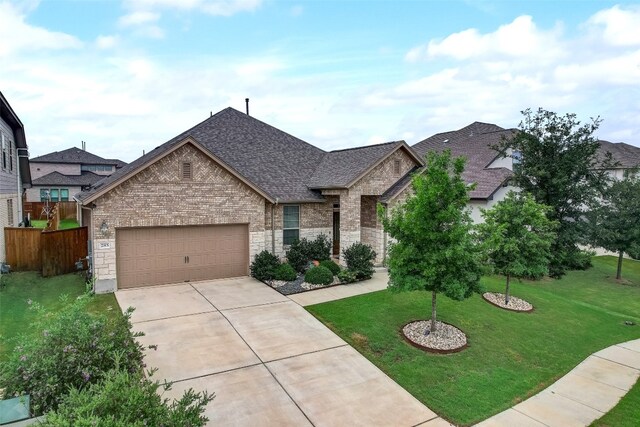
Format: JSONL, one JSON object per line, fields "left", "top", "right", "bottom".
{"left": 338, "top": 148, "right": 417, "bottom": 262}
{"left": 90, "top": 143, "right": 418, "bottom": 289}
{"left": 91, "top": 143, "right": 266, "bottom": 287}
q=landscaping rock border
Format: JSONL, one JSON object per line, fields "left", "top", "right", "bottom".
{"left": 482, "top": 292, "right": 534, "bottom": 313}
{"left": 267, "top": 276, "right": 341, "bottom": 295}
{"left": 400, "top": 320, "right": 468, "bottom": 354}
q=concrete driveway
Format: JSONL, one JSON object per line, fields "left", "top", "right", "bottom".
{"left": 116, "top": 277, "right": 446, "bottom": 426}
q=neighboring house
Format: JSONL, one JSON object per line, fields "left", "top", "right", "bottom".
{"left": 76, "top": 108, "right": 524, "bottom": 292}
{"left": 27, "top": 147, "right": 126, "bottom": 202}
{"left": 383, "top": 122, "right": 518, "bottom": 224}
{"left": 597, "top": 140, "right": 640, "bottom": 179}
{"left": 0, "top": 92, "right": 32, "bottom": 262}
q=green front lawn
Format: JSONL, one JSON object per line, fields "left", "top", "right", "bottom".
{"left": 0, "top": 272, "right": 119, "bottom": 362}
{"left": 30, "top": 219, "right": 80, "bottom": 229}
{"left": 307, "top": 256, "right": 640, "bottom": 426}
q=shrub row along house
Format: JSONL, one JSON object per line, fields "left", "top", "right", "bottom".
{"left": 75, "top": 107, "right": 640, "bottom": 292}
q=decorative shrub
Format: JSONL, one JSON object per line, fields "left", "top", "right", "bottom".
{"left": 286, "top": 235, "right": 332, "bottom": 273}
{"left": 304, "top": 266, "right": 334, "bottom": 285}
{"left": 628, "top": 244, "right": 640, "bottom": 260}
{"left": 286, "top": 239, "right": 309, "bottom": 273}
{"left": 309, "top": 234, "right": 332, "bottom": 261}
{"left": 250, "top": 250, "right": 280, "bottom": 282}
{"left": 337, "top": 269, "right": 358, "bottom": 284}
{"left": 41, "top": 366, "right": 214, "bottom": 426}
{"left": 342, "top": 242, "right": 376, "bottom": 280}
{"left": 319, "top": 260, "right": 340, "bottom": 276}
{"left": 274, "top": 263, "right": 297, "bottom": 281}
{"left": 0, "top": 296, "right": 145, "bottom": 416}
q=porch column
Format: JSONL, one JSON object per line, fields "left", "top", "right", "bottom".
{"left": 339, "top": 189, "right": 361, "bottom": 263}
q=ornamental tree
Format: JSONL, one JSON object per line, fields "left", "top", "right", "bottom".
{"left": 379, "top": 150, "right": 482, "bottom": 332}
{"left": 493, "top": 108, "right": 616, "bottom": 278}
{"left": 589, "top": 172, "right": 640, "bottom": 280}
{"left": 477, "top": 191, "right": 557, "bottom": 304}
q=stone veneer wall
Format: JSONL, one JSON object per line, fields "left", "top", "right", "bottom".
{"left": 337, "top": 148, "right": 417, "bottom": 263}
{"left": 91, "top": 143, "right": 266, "bottom": 286}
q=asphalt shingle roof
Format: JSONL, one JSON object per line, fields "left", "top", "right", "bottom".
{"left": 307, "top": 141, "right": 411, "bottom": 189}
{"left": 80, "top": 108, "right": 424, "bottom": 204}
{"left": 411, "top": 122, "right": 515, "bottom": 199}
{"left": 80, "top": 108, "right": 328, "bottom": 203}
{"left": 32, "top": 171, "right": 104, "bottom": 187}
{"left": 31, "top": 147, "right": 126, "bottom": 167}
{"left": 598, "top": 140, "right": 640, "bottom": 169}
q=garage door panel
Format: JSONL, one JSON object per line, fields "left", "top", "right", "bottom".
{"left": 116, "top": 225, "right": 249, "bottom": 289}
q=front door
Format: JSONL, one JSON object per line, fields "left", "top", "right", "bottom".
{"left": 332, "top": 211, "right": 340, "bottom": 256}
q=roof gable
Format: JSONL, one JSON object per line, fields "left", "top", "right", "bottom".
{"left": 307, "top": 141, "right": 422, "bottom": 189}
{"left": 80, "top": 137, "right": 274, "bottom": 204}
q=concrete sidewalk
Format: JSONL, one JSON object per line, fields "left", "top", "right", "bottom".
{"left": 476, "top": 339, "right": 640, "bottom": 427}
{"left": 287, "top": 270, "right": 389, "bottom": 306}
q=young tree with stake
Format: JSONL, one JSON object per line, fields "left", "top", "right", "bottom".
{"left": 379, "top": 150, "right": 482, "bottom": 333}
{"left": 477, "top": 191, "right": 557, "bottom": 305}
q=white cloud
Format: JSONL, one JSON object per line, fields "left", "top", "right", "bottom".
{"left": 588, "top": 5, "right": 640, "bottom": 46}
{"left": 407, "top": 15, "right": 564, "bottom": 62}
{"left": 2, "top": 2, "right": 640, "bottom": 169}
{"left": 123, "top": 0, "right": 262, "bottom": 16}
{"left": 0, "top": 2, "right": 82, "bottom": 57}
{"left": 95, "top": 35, "right": 119, "bottom": 49}
{"left": 118, "top": 11, "right": 160, "bottom": 27}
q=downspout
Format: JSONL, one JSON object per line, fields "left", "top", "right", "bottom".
{"left": 16, "top": 146, "right": 22, "bottom": 225}
{"left": 271, "top": 198, "right": 278, "bottom": 255}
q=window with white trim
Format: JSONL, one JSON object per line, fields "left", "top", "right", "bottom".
{"left": 283, "top": 205, "right": 300, "bottom": 246}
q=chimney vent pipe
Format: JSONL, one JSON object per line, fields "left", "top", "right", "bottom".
{"left": 245, "top": 98, "right": 249, "bottom": 115}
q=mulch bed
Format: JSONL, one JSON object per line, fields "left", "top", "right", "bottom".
{"left": 482, "top": 292, "right": 534, "bottom": 313}
{"left": 401, "top": 320, "right": 468, "bottom": 354}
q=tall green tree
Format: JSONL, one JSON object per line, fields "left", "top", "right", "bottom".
{"left": 379, "top": 150, "right": 482, "bottom": 332}
{"left": 589, "top": 172, "right": 640, "bottom": 280}
{"left": 477, "top": 191, "right": 557, "bottom": 304}
{"left": 493, "top": 108, "right": 616, "bottom": 278}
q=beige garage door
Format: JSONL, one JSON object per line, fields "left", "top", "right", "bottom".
{"left": 116, "top": 224, "right": 249, "bottom": 289}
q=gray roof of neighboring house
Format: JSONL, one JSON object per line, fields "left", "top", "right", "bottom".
{"left": 307, "top": 141, "right": 421, "bottom": 189}
{"left": 411, "top": 122, "right": 515, "bottom": 199}
{"left": 598, "top": 140, "right": 640, "bottom": 169}
{"left": 79, "top": 108, "right": 423, "bottom": 204}
{"left": 31, "top": 147, "right": 126, "bottom": 167}
{"left": 32, "top": 171, "right": 104, "bottom": 187}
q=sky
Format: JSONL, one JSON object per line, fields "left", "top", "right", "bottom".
{"left": 1, "top": 0, "right": 640, "bottom": 162}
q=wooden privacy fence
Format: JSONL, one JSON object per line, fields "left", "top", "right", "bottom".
{"left": 23, "top": 201, "right": 77, "bottom": 221}
{"left": 5, "top": 227, "right": 88, "bottom": 277}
